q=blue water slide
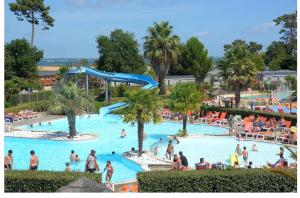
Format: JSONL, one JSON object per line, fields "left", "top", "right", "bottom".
{"left": 68, "top": 66, "right": 158, "bottom": 115}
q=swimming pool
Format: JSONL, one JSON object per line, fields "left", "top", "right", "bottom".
{"left": 4, "top": 114, "right": 295, "bottom": 182}
{"left": 158, "top": 136, "right": 296, "bottom": 168}
{"left": 241, "top": 92, "right": 291, "bottom": 100}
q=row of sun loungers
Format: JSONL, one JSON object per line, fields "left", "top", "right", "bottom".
{"left": 5, "top": 110, "right": 42, "bottom": 123}
{"left": 237, "top": 116, "right": 296, "bottom": 145}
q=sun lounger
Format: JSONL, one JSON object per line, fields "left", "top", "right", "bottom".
{"left": 198, "top": 111, "right": 212, "bottom": 123}
{"left": 243, "top": 122, "right": 253, "bottom": 132}
{"left": 213, "top": 112, "right": 227, "bottom": 124}
{"left": 258, "top": 116, "right": 267, "bottom": 124}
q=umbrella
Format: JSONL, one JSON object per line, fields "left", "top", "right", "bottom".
{"left": 57, "top": 177, "right": 112, "bottom": 192}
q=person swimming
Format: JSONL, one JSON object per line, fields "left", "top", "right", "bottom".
{"left": 39, "top": 122, "right": 42, "bottom": 126}
{"left": 121, "top": 129, "right": 127, "bottom": 138}
{"left": 75, "top": 154, "right": 80, "bottom": 162}
{"left": 48, "top": 121, "right": 51, "bottom": 125}
{"left": 112, "top": 151, "right": 116, "bottom": 154}
{"left": 252, "top": 144, "right": 258, "bottom": 151}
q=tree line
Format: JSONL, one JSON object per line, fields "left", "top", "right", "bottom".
{"left": 5, "top": 0, "right": 297, "bottom": 107}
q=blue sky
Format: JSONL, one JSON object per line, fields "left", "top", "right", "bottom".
{"left": 4, "top": 0, "right": 297, "bottom": 58}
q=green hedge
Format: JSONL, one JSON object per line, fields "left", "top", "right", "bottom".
{"left": 137, "top": 169, "right": 297, "bottom": 192}
{"left": 5, "top": 101, "right": 51, "bottom": 113}
{"left": 202, "top": 106, "right": 297, "bottom": 125}
{"left": 5, "top": 171, "right": 100, "bottom": 192}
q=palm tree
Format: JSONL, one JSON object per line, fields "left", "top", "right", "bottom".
{"left": 123, "top": 87, "right": 162, "bottom": 156}
{"left": 284, "top": 145, "right": 297, "bottom": 161}
{"left": 144, "top": 21, "right": 181, "bottom": 95}
{"left": 218, "top": 40, "right": 263, "bottom": 108}
{"left": 169, "top": 82, "right": 202, "bottom": 132}
{"left": 50, "top": 81, "right": 94, "bottom": 138}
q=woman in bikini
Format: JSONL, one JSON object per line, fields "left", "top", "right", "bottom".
{"left": 103, "top": 161, "right": 114, "bottom": 182}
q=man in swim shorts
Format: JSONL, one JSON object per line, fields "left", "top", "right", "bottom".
{"left": 165, "top": 140, "right": 174, "bottom": 160}
{"left": 242, "top": 146, "right": 248, "bottom": 166}
{"left": 29, "top": 150, "right": 39, "bottom": 171}
{"left": 85, "top": 149, "right": 99, "bottom": 173}
{"left": 70, "top": 150, "right": 76, "bottom": 162}
{"left": 4, "top": 150, "right": 13, "bottom": 170}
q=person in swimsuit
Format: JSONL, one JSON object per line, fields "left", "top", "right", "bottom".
{"left": 85, "top": 149, "right": 99, "bottom": 173}
{"left": 29, "top": 150, "right": 39, "bottom": 171}
{"left": 277, "top": 147, "right": 284, "bottom": 156}
{"left": 165, "top": 140, "right": 174, "bottom": 160}
{"left": 235, "top": 144, "right": 242, "bottom": 156}
{"left": 242, "top": 146, "right": 248, "bottom": 166}
{"left": 4, "top": 150, "right": 13, "bottom": 170}
{"left": 65, "top": 162, "right": 70, "bottom": 172}
{"left": 103, "top": 161, "right": 114, "bottom": 182}
{"left": 70, "top": 150, "right": 76, "bottom": 162}
{"left": 172, "top": 154, "right": 183, "bottom": 170}
{"left": 252, "top": 144, "right": 258, "bottom": 151}
{"left": 75, "top": 154, "right": 80, "bottom": 162}
{"left": 121, "top": 129, "right": 127, "bottom": 138}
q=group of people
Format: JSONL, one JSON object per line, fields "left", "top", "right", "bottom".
{"left": 244, "top": 115, "right": 286, "bottom": 133}
{"left": 4, "top": 148, "right": 114, "bottom": 183}
{"left": 4, "top": 150, "right": 39, "bottom": 171}
{"left": 234, "top": 144, "right": 290, "bottom": 169}
{"left": 171, "top": 151, "right": 189, "bottom": 170}
{"left": 69, "top": 149, "right": 114, "bottom": 182}
{"left": 235, "top": 144, "right": 250, "bottom": 167}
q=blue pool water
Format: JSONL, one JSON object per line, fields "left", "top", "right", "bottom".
{"left": 5, "top": 114, "right": 295, "bottom": 182}
{"left": 158, "top": 136, "right": 296, "bottom": 168}
{"left": 241, "top": 93, "right": 291, "bottom": 99}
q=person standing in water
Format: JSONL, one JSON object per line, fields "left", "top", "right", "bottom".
{"left": 85, "top": 149, "right": 99, "bottom": 173}
{"left": 165, "top": 140, "right": 174, "bottom": 160}
{"left": 242, "top": 146, "right": 248, "bottom": 166}
{"left": 252, "top": 144, "right": 258, "bottom": 151}
{"left": 103, "top": 161, "right": 114, "bottom": 182}
{"left": 29, "top": 150, "right": 39, "bottom": 171}
{"left": 70, "top": 150, "right": 76, "bottom": 162}
{"left": 277, "top": 147, "right": 284, "bottom": 156}
{"left": 65, "top": 162, "right": 71, "bottom": 172}
{"left": 4, "top": 150, "right": 13, "bottom": 170}
{"left": 121, "top": 129, "right": 127, "bottom": 138}
{"left": 235, "top": 144, "right": 242, "bottom": 156}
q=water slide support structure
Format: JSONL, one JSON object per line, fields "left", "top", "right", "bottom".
{"left": 68, "top": 66, "right": 159, "bottom": 115}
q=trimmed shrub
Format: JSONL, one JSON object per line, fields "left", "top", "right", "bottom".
{"left": 137, "top": 169, "right": 297, "bottom": 192}
{"left": 5, "top": 171, "right": 101, "bottom": 192}
{"left": 5, "top": 101, "right": 51, "bottom": 113}
{"left": 202, "top": 106, "right": 297, "bottom": 125}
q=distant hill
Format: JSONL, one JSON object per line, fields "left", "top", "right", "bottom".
{"left": 38, "top": 57, "right": 223, "bottom": 66}
{"left": 38, "top": 58, "right": 96, "bottom": 66}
